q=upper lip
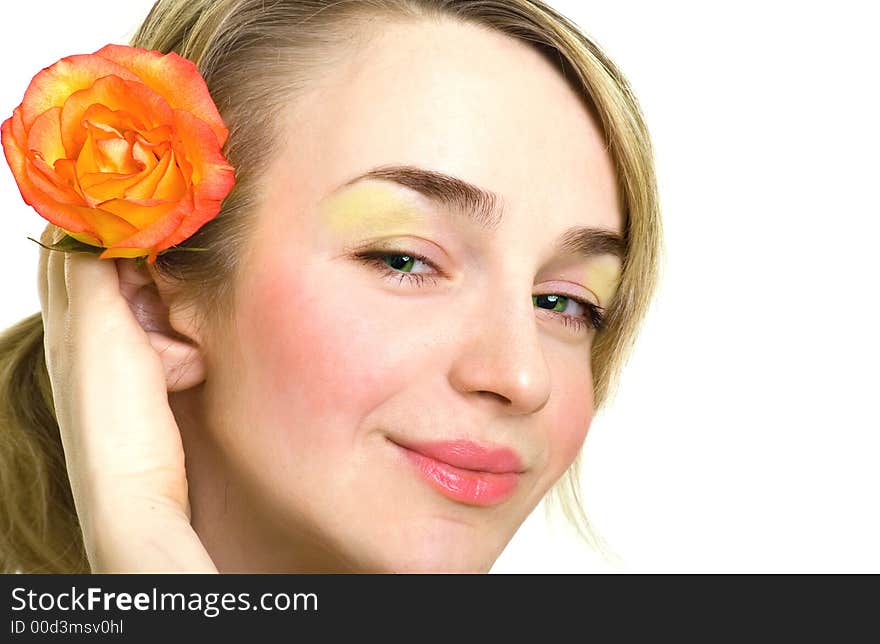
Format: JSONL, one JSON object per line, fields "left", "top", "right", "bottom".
{"left": 390, "top": 437, "right": 526, "bottom": 474}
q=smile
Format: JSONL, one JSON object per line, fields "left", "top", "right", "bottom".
{"left": 388, "top": 438, "right": 523, "bottom": 507}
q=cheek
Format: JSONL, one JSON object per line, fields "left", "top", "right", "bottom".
{"left": 544, "top": 356, "right": 595, "bottom": 473}
{"left": 233, "top": 254, "right": 419, "bottom": 448}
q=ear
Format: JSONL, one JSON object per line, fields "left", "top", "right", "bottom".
{"left": 116, "top": 258, "right": 207, "bottom": 392}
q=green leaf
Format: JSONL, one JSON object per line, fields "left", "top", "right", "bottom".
{"left": 27, "top": 235, "right": 211, "bottom": 263}
{"left": 27, "top": 235, "right": 103, "bottom": 255}
{"left": 156, "top": 246, "right": 209, "bottom": 255}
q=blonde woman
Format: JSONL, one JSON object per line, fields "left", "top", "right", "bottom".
{"left": 0, "top": 0, "right": 660, "bottom": 573}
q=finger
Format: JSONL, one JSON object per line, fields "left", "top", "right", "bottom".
{"left": 37, "top": 224, "right": 63, "bottom": 318}
{"left": 45, "top": 231, "right": 69, "bottom": 333}
{"left": 42, "top": 234, "right": 70, "bottom": 388}
{"left": 37, "top": 227, "right": 50, "bottom": 316}
{"left": 64, "top": 250, "right": 128, "bottom": 320}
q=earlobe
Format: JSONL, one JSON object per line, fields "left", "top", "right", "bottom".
{"left": 116, "top": 259, "right": 207, "bottom": 392}
{"left": 145, "top": 329, "right": 207, "bottom": 393}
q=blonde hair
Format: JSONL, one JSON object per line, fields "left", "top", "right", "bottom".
{"left": 0, "top": 0, "right": 661, "bottom": 572}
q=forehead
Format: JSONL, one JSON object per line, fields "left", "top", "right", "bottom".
{"left": 275, "top": 17, "right": 623, "bottom": 236}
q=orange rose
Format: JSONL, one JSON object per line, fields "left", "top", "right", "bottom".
{"left": 1, "top": 44, "right": 234, "bottom": 263}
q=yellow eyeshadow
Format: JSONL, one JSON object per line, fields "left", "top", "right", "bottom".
{"left": 580, "top": 255, "right": 622, "bottom": 307}
{"left": 318, "top": 182, "right": 425, "bottom": 236}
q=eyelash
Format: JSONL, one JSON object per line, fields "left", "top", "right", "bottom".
{"left": 353, "top": 249, "right": 443, "bottom": 288}
{"left": 352, "top": 249, "right": 607, "bottom": 333}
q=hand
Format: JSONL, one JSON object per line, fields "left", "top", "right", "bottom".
{"left": 37, "top": 225, "right": 217, "bottom": 573}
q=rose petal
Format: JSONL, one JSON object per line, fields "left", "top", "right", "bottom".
{"left": 96, "top": 137, "right": 143, "bottom": 174}
{"left": 75, "top": 129, "right": 143, "bottom": 206}
{"left": 100, "top": 196, "right": 184, "bottom": 232}
{"left": 99, "top": 246, "right": 152, "bottom": 260}
{"left": 2, "top": 110, "right": 91, "bottom": 232}
{"left": 131, "top": 138, "right": 165, "bottom": 176}
{"left": 171, "top": 110, "right": 235, "bottom": 198}
{"left": 5, "top": 45, "right": 235, "bottom": 263}
{"left": 76, "top": 126, "right": 145, "bottom": 186}
{"left": 26, "top": 107, "right": 66, "bottom": 166}
{"left": 68, "top": 230, "right": 103, "bottom": 247}
{"left": 136, "top": 124, "right": 174, "bottom": 146}
{"left": 80, "top": 103, "right": 139, "bottom": 139}
{"left": 144, "top": 110, "right": 233, "bottom": 251}
{"left": 53, "top": 159, "right": 81, "bottom": 194}
{"left": 96, "top": 44, "right": 228, "bottom": 147}
{"left": 20, "top": 108, "right": 83, "bottom": 205}
{"left": 152, "top": 203, "right": 212, "bottom": 253}
{"left": 72, "top": 203, "right": 145, "bottom": 246}
{"left": 153, "top": 154, "right": 187, "bottom": 201}
{"left": 60, "top": 75, "right": 173, "bottom": 158}
{"left": 79, "top": 172, "right": 144, "bottom": 204}
{"left": 73, "top": 130, "right": 101, "bottom": 195}
{"left": 103, "top": 192, "right": 199, "bottom": 259}
{"left": 20, "top": 53, "right": 139, "bottom": 129}
{"left": 25, "top": 167, "right": 135, "bottom": 241}
{"left": 8, "top": 117, "right": 140, "bottom": 245}
{"left": 26, "top": 152, "right": 84, "bottom": 206}
{"left": 124, "top": 148, "right": 172, "bottom": 199}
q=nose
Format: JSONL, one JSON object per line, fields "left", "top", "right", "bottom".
{"left": 447, "top": 289, "right": 552, "bottom": 415}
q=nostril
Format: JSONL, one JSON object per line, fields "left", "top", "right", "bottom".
{"left": 477, "top": 390, "right": 512, "bottom": 406}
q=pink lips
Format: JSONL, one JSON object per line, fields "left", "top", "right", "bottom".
{"left": 392, "top": 438, "right": 524, "bottom": 507}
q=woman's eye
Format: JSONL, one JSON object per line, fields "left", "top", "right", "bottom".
{"left": 354, "top": 250, "right": 441, "bottom": 287}
{"left": 379, "top": 254, "right": 428, "bottom": 274}
{"left": 533, "top": 294, "right": 605, "bottom": 333}
{"left": 354, "top": 250, "right": 606, "bottom": 332}
{"left": 533, "top": 294, "right": 580, "bottom": 315}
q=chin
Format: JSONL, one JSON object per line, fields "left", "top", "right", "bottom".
{"left": 379, "top": 546, "right": 498, "bottom": 574}
{"left": 347, "top": 516, "right": 510, "bottom": 574}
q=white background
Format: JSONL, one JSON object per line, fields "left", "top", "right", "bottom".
{"left": 1, "top": 1, "right": 878, "bottom": 572}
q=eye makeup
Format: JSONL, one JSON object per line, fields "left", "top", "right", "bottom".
{"left": 352, "top": 246, "right": 607, "bottom": 333}
{"left": 318, "top": 181, "right": 428, "bottom": 238}
{"left": 319, "top": 177, "right": 621, "bottom": 334}
{"left": 573, "top": 255, "right": 622, "bottom": 309}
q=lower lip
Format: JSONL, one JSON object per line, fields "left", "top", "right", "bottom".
{"left": 394, "top": 443, "right": 520, "bottom": 507}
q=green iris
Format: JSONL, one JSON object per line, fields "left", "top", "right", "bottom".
{"left": 381, "top": 255, "right": 570, "bottom": 312}
{"left": 533, "top": 294, "right": 568, "bottom": 312}
{"left": 383, "top": 255, "right": 416, "bottom": 272}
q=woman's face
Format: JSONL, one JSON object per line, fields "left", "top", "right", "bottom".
{"left": 189, "top": 19, "right": 623, "bottom": 572}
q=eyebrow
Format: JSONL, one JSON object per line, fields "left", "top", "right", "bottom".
{"left": 339, "top": 164, "right": 625, "bottom": 260}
